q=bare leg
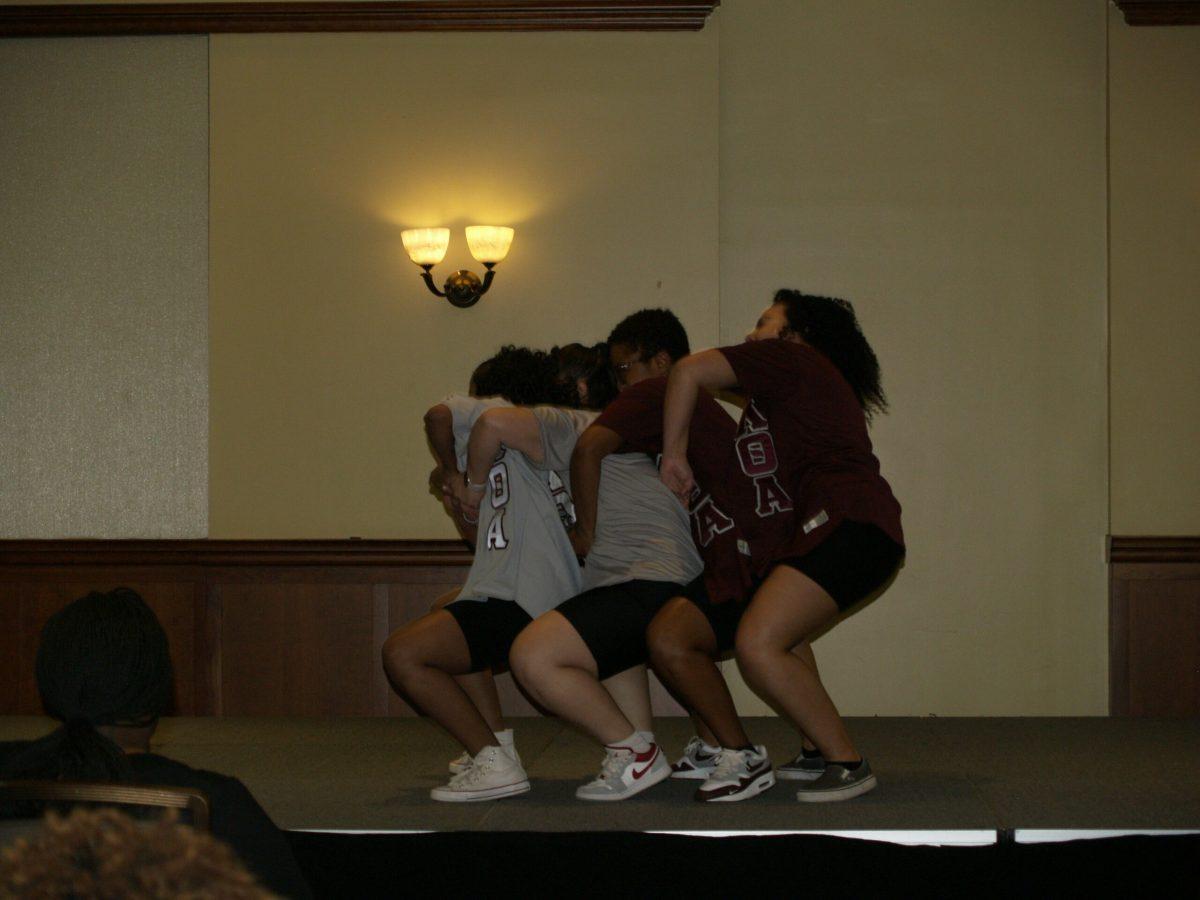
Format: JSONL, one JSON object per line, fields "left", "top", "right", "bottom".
{"left": 790, "top": 641, "right": 819, "bottom": 751}
{"left": 430, "top": 588, "right": 506, "bottom": 733}
{"left": 694, "top": 715, "right": 720, "bottom": 748}
{"left": 381, "top": 610, "right": 496, "bottom": 756}
{"left": 601, "top": 665, "right": 653, "bottom": 735}
{"left": 735, "top": 566, "right": 857, "bottom": 762}
{"left": 509, "top": 612, "right": 634, "bottom": 746}
{"left": 647, "top": 597, "right": 751, "bottom": 749}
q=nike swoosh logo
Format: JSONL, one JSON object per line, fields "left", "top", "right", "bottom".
{"left": 631, "top": 748, "right": 660, "bottom": 780}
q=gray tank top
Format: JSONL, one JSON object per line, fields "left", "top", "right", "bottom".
{"left": 447, "top": 399, "right": 597, "bottom": 618}
{"left": 581, "top": 452, "right": 703, "bottom": 591}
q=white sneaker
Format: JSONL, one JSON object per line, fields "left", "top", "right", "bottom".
{"left": 575, "top": 742, "right": 671, "bottom": 802}
{"left": 431, "top": 745, "right": 531, "bottom": 802}
{"left": 694, "top": 746, "right": 775, "bottom": 803}
{"left": 670, "top": 735, "right": 721, "bottom": 780}
{"left": 449, "top": 733, "right": 520, "bottom": 775}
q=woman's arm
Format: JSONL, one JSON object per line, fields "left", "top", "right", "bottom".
{"left": 660, "top": 350, "right": 738, "bottom": 503}
{"left": 452, "top": 408, "right": 545, "bottom": 517}
{"left": 569, "top": 424, "right": 623, "bottom": 559}
{"left": 424, "top": 403, "right": 458, "bottom": 477}
{"left": 425, "top": 402, "right": 478, "bottom": 542}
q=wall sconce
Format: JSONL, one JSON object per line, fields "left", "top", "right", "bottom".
{"left": 401, "top": 225, "right": 514, "bottom": 308}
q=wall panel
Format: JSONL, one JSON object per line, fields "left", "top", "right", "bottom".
{"left": 0, "top": 541, "right": 684, "bottom": 718}
{"left": 0, "top": 36, "right": 209, "bottom": 539}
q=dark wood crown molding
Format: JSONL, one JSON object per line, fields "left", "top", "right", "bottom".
{"left": 0, "top": 539, "right": 473, "bottom": 567}
{"left": 0, "top": 1, "right": 720, "bottom": 36}
{"left": 1114, "top": 1, "right": 1200, "bottom": 25}
{"left": 1108, "top": 536, "right": 1200, "bottom": 563}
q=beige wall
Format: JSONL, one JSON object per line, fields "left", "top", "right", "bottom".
{"left": 208, "top": 30, "right": 719, "bottom": 538}
{"left": 1109, "top": 4, "right": 1200, "bottom": 535}
{"left": 0, "top": 36, "right": 209, "bottom": 539}
{"left": 716, "top": 0, "right": 1109, "bottom": 716}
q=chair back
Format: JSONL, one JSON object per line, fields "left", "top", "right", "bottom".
{"left": 0, "top": 780, "right": 210, "bottom": 831}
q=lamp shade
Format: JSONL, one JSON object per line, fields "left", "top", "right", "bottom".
{"left": 465, "top": 225, "right": 514, "bottom": 264}
{"left": 401, "top": 228, "right": 450, "bottom": 266}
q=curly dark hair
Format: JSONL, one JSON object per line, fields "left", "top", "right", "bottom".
{"left": 549, "top": 343, "right": 617, "bottom": 411}
{"left": 606, "top": 308, "right": 690, "bottom": 364}
{"left": 773, "top": 289, "right": 887, "bottom": 420}
{"left": 469, "top": 345, "right": 556, "bottom": 406}
{"left": 0, "top": 807, "right": 273, "bottom": 899}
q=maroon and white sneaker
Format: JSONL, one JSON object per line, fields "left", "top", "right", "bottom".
{"left": 576, "top": 742, "right": 671, "bottom": 801}
{"left": 694, "top": 746, "right": 776, "bottom": 802}
{"left": 671, "top": 735, "right": 721, "bottom": 780}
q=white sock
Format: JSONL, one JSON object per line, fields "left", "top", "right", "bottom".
{"left": 637, "top": 730, "right": 656, "bottom": 747}
{"left": 609, "top": 731, "right": 651, "bottom": 754}
{"left": 495, "top": 728, "right": 514, "bottom": 746}
{"left": 697, "top": 736, "right": 719, "bottom": 752}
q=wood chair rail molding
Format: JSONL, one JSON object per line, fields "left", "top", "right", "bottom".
{"left": 0, "top": 539, "right": 473, "bottom": 567}
{"left": 1114, "top": 1, "right": 1200, "bottom": 25}
{"left": 1108, "top": 535, "right": 1200, "bottom": 563}
{"left": 0, "top": 1, "right": 720, "bottom": 36}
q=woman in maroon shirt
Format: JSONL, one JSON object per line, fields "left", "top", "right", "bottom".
{"left": 660, "top": 290, "right": 904, "bottom": 802}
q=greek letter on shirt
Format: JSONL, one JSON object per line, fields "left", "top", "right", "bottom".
{"left": 547, "top": 469, "right": 576, "bottom": 529}
{"left": 485, "top": 450, "right": 510, "bottom": 550}
{"left": 735, "top": 401, "right": 793, "bottom": 518}
{"left": 654, "top": 452, "right": 735, "bottom": 549}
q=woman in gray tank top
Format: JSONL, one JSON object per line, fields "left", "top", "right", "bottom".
{"left": 382, "top": 345, "right": 653, "bottom": 802}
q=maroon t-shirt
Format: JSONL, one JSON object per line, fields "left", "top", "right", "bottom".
{"left": 718, "top": 339, "right": 904, "bottom": 569}
{"left": 594, "top": 376, "right": 753, "bottom": 605}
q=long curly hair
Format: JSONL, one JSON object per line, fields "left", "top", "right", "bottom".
{"left": 549, "top": 343, "right": 617, "bottom": 410}
{"left": 774, "top": 289, "right": 887, "bottom": 420}
{"left": 469, "top": 345, "right": 556, "bottom": 406}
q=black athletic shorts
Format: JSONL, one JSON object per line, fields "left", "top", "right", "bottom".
{"left": 774, "top": 520, "right": 904, "bottom": 612}
{"left": 556, "top": 579, "right": 685, "bottom": 681}
{"left": 445, "top": 598, "right": 533, "bottom": 673}
{"left": 679, "top": 577, "right": 744, "bottom": 654}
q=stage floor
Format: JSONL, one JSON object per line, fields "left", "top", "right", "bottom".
{"left": 2, "top": 716, "right": 1197, "bottom": 845}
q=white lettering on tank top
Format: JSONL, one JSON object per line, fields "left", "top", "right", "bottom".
{"left": 486, "top": 452, "right": 510, "bottom": 548}
{"left": 547, "top": 469, "right": 575, "bottom": 529}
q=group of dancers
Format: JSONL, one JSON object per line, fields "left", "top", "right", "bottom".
{"left": 381, "top": 292, "right": 905, "bottom": 804}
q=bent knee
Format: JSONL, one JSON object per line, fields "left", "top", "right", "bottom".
{"left": 380, "top": 625, "right": 440, "bottom": 681}
{"left": 646, "top": 622, "right": 694, "bottom": 671}
{"left": 733, "top": 627, "right": 775, "bottom": 670}
{"left": 507, "top": 628, "right": 545, "bottom": 684}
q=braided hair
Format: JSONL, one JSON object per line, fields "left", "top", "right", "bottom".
{"left": 0, "top": 588, "right": 173, "bottom": 782}
{"left": 773, "top": 289, "right": 888, "bottom": 421}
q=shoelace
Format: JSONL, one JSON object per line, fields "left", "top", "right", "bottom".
{"left": 456, "top": 750, "right": 500, "bottom": 787}
{"left": 448, "top": 763, "right": 474, "bottom": 786}
{"left": 597, "top": 748, "right": 634, "bottom": 782}
{"left": 710, "top": 748, "right": 748, "bottom": 780}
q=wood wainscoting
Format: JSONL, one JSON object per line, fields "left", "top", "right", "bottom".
{"left": 1109, "top": 536, "right": 1200, "bottom": 716}
{"left": 0, "top": 540, "right": 686, "bottom": 718}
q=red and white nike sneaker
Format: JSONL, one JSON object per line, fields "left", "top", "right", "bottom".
{"left": 694, "top": 746, "right": 776, "bottom": 802}
{"left": 575, "top": 742, "right": 672, "bottom": 801}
